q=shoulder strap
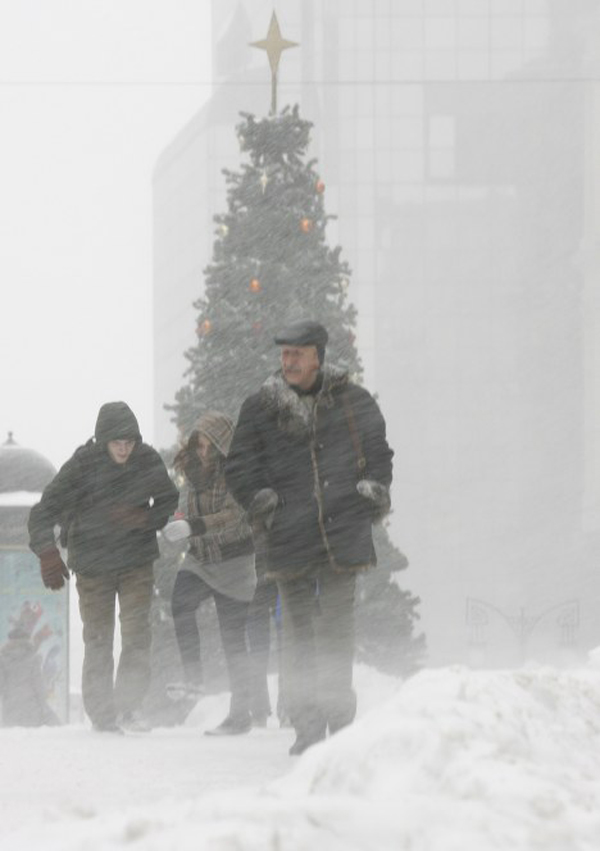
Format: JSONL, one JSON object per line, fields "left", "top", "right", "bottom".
{"left": 341, "top": 391, "right": 367, "bottom": 478}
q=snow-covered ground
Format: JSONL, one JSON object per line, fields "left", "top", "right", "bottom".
{"left": 3, "top": 659, "right": 600, "bottom": 850}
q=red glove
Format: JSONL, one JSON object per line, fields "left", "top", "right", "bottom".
{"left": 39, "top": 548, "right": 70, "bottom": 591}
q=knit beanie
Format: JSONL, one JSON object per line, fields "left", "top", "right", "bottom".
{"left": 196, "top": 411, "right": 234, "bottom": 458}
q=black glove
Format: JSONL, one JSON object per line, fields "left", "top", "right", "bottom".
{"left": 39, "top": 548, "right": 70, "bottom": 591}
{"left": 356, "top": 479, "right": 391, "bottom": 521}
{"left": 248, "top": 488, "right": 279, "bottom": 530}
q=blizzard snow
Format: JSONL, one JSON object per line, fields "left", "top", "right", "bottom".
{"left": 2, "top": 660, "right": 600, "bottom": 850}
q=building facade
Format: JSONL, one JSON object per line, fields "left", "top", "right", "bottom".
{"left": 153, "top": 0, "right": 600, "bottom": 665}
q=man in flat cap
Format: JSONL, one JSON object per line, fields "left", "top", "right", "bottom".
{"left": 226, "top": 320, "right": 393, "bottom": 755}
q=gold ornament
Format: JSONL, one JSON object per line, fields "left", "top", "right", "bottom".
{"left": 197, "top": 319, "right": 212, "bottom": 336}
{"left": 260, "top": 171, "right": 268, "bottom": 193}
{"left": 300, "top": 218, "right": 313, "bottom": 233}
{"left": 250, "top": 278, "right": 261, "bottom": 293}
{"left": 316, "top": 179, "right": 325, "bottom": 193}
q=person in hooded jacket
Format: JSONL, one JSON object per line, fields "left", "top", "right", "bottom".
{"left": 28, "top": 402, "right": 179, "bottom": 733}
{"left": 163, "top": 411, "right": 257, "bottom": 736}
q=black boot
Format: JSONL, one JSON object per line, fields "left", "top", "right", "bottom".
{"left": 205, "top": 712, "right": 252, "bottom": 736}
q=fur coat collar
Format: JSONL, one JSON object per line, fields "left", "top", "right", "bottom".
{"left": 260, "top": 364, "right": 349, "bottom": 441}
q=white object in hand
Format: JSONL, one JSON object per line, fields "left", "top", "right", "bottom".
{"left": 163, "top": 519, "right": 191, "bottom": 542}
{"left": 357, "top": 479, "right": 378, "bottom": 500}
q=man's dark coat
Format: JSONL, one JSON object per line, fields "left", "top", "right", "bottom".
{"left": 28, "top": 405, "right": 178, "bottom": 575}
{"left": 226, "top": 366, "right": 393, "bottom": 576}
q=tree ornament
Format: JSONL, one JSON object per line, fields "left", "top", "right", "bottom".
{"left": 249, "top": 278, "right": 261, "bottom": 293}
{"left": 340, "top": 277, "right": 350, "bottom": 290}
{"left": 300, "top": 218, "right": 313, "bottom": 233}
{"left": 316, "top": 179, "right": 325, "bottom": 193}
{"left": 260, "top": 171, "right": 269, "bottom": 193}
{"left": 196, "top": 319, "right": 212, "bottom": 336}
{"left": 219, "top": 224, "right": 229, "bottom": 237}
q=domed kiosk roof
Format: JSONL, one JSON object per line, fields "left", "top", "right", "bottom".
{"left": 0, "top": 432, "right": 56, "bottom": 498}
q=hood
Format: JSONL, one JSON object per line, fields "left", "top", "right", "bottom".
{"left": 94, "top": 402, "right": 142, "bottom": 446}
{"left": 196, "top": 411, "right": 234, "bottom": 458}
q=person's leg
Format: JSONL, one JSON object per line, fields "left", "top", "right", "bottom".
{"left": 314, "top": 566, "right": 357, "bottom": 734}
{"left": 246, "top": 579, "right": 275, "bottom": 723}
{"left": 171, "top": 570, "right": 211, "bottom": 688}
{"left": 113, "top": 564, "right": 154, "bottom": 717}
{"left": 277, "top": 572, "right": 326, "bottom": 753}
{"left": 208, "top": 591, "right": 251, "bottom": 733}
{"left": 76, "top": 572, "right": 118, "bottom": 729}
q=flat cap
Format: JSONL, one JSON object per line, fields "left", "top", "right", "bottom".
{"left": 274, "top": 320, "right": 329, "bottom": 349}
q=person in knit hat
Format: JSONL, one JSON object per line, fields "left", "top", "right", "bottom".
{"left": 28, "top": 401, "right": 179, "bottom": 733}
{"left": 163, "top": 411, "right": 257, "bottom": 735}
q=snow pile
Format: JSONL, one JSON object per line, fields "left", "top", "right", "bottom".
{"left": 4, "top": 662, "right": 600, "bottom": 850}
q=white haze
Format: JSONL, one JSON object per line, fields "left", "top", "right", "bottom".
{"left": 0, "top": 0, "right": 212, "bottom": 468}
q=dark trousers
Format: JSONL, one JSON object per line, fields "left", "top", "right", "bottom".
{"left": 246, "top": 578, "right": 279, "bottom": 720}
{"left": 171, "top": 569, "right": 250, "bottom": 719}
{"left": 277, "top": 563, "right": 357, "bottom": 743}
{"left": 76, "top": 565, "right": 154, "bottom": 727}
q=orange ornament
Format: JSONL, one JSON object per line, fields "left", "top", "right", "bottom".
{"left": 316, "top": 180, "right": 325, "bottom": 193}
{"left": 300, "top": 218, "right": 313, "bottom": 233}
{"left": 197, "top": 319, "right": 212, "bottom": 336}
{"left": 249, "top": 278, "right": 261, "bottom": 293}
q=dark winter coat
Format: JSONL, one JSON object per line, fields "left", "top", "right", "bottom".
{"left": 28, "top": 408, "right": 178, "bottom": 575}
{"left": 225, "top": 365, "right": 394, "bottom": 577}
{"left": 0, "top": 636, "right": 56, "bottom": 727}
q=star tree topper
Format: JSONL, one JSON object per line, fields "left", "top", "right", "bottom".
{"left": 250, "top": 11, "right": 298, "bottom": 115}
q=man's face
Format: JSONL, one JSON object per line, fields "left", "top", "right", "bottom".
{"left": 107, "top": 439, "right": 135, "bottom": 465}
{"left": 281, "top": 345, "right": 320, "bottom": 391}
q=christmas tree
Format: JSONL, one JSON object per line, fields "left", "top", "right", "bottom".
{"left": 171, "top": 106, "right": 359, "bottom": 434}
{"left": 164, "top": 103, "right": 425, "bottom": 679}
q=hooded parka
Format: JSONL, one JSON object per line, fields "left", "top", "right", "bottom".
{"left": 28, "top": 402, "right": 179, "bottom": 574}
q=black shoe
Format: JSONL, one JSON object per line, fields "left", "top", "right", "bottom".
{"left": 92, "top": 720, "right": 124, "bottom": 735}
{"left": 118, "top": 711, "right": 152, "bottom": 733}
{"left": 289, "top": 732, "right": 325, "bottom": 755}
{"left": 205, "top": 714, "right": 252, "bottom": 736}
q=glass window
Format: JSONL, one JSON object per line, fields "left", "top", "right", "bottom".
{"left": 425, "top": 17, "right": 457, "bottom": 49}
{"left": 458, "top": 17, "right": 489, "bottom": 49}
{"left": 491, "top": 18, "right": 523, "bottom": 50}
{"left": 392, "top": 50, "right": 424, "bottom": 79}
{"left": 429, "top": 115, "right": 455, "bottom": 147}
{"left": 392, "top": 115, "right": 424, "bottom": 148}
{"left": 392, "top": 17, "right": 425, "bottom": 50}
{"left": 392, "top": 150, "right": 425, "bottom": 182}
{"left": 425, "top": 51, "right": 457, "bottom": 79}
{"left": 458, "top": 52, "right": 490, "bottom": 79}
